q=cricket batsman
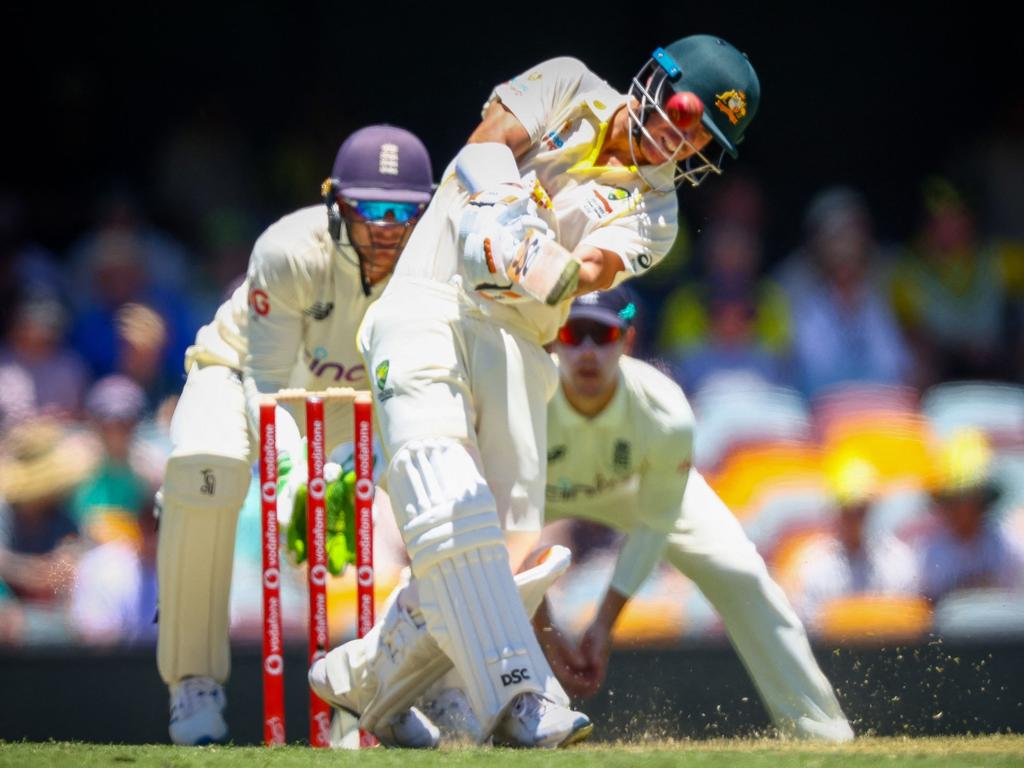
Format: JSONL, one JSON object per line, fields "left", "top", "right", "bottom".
{"left": 307, "top": 36, "right": 762, "bottom": 747}
{"left": 155, "top": 125, "right": 434, "bottom": 745}
{"left": 532, "top": 287, "right": 854, "bottom": 741}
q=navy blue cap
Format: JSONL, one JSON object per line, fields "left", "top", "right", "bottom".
{"left": 332, "top": 124, "right": 433, "bottom": 204}
{"left": 567, "top": 286, "right": 639, "bottom": 329}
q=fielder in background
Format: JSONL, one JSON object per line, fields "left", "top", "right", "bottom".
{"left": 309, "top": 36, "right": 761, "bottom": 748}
{"left": 156, "top": 125, "right": 434, "bottom": 745}
{"left": 535, "top": 287, "right": 853, "bottom": 741}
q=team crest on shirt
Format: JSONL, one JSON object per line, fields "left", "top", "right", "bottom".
{"left": 715, "top": 90, "right": 747, "bottom": 125}
{"left": 613, "top": 440, "right": 631, "bottom": 471}
{"left": 375, "top": 360, "right": 394, "bottom": 402}
{"left": 548, "top": 445, "right": 567, "bottom": 463}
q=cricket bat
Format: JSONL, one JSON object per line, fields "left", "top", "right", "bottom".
{"left": 506, "top": 230, "right": 580, "bottom": 306}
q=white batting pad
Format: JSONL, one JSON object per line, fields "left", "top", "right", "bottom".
{"left": 416, "top": 543, "right": 558, "bottom": 735}
{"left": 312, "top": 544, "right": 573, "bottom": 739}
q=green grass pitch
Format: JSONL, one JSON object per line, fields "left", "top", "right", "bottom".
{"left": 1, "top": 737, "right": 1022, "bottom": 767}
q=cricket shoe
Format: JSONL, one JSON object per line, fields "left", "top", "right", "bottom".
{"left": 168, "top": 676, "right": 229, "bottom": 745}
{"left": 308, "top": 657, "right": 440, "bottom": 748}
{"left": 492, "top": 692, "right": 593, "bottom": 748}
{"left": 792, "top": 716, "right": 855, "bottom": 742}
{"left": 421, "top": 687, "right": 485, "bottom": 745}
{"left": 374, "top": 707, "right": 441, "bottom": 749}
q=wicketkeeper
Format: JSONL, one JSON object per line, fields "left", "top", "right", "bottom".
{"left": 155, "top": 125, "right": 434, "bottom": 745}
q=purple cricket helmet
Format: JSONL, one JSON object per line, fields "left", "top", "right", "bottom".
{"left": 332, "top": 124, "right": 433, "bottom": 204}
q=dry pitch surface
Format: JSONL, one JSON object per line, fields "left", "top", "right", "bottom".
{"left": 1, "top": 736, "right": 1022, "bottom": 767}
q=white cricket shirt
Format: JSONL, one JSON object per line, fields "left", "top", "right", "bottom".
{"left": 187, "top": 205, "right": 385, "bottom": 394}
{"left": 391, "top": 57, "right": 679, "bottom": 345}
{"left": 546, "top": 355, "right": 694, "bottom": 594}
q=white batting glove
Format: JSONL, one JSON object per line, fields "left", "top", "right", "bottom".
{"left": 458, "top": 174, "right": 553, "bottom": 290}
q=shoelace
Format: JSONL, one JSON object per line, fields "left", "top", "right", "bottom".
{"left": 172, "top": 680, "right": 222, "bottom": 720}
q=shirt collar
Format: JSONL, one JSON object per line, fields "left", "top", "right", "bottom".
{"left": 569, "top": 90, "right": 678, "bottom": 189}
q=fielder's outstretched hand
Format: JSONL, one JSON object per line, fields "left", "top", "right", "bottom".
{"left": 574, "top": 620, "right": 613, "bottom": 699}
{"left": 286, "top": 462, "right": 356, "bottom": 576}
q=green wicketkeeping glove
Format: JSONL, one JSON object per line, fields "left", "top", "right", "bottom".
{"left": 286, "top": 462, "right": 356, "bottom": 576}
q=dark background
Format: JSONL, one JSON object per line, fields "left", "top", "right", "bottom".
{"left": 4, "top": 2, "right": 1020, "bottom": 263}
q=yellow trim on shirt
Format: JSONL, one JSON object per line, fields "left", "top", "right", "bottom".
{"left": 567, "top": 120, "right": 638, "bottom": 176}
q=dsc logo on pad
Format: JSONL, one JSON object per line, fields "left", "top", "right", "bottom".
{"left": 501, "top": 668, "right": 531, "bottom": 687}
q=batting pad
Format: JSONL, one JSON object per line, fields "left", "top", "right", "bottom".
{"left": 157, "top": 451, "right": 250, "bottom": 685}
{"left": 417, "top": 543, "right": 558, "bottom": 736}
{"left": 312, "top": 545, "right": 572, "bottom": 738}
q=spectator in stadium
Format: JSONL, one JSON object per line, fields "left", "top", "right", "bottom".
{"left": 69, "top": 492, "right": 158, "bottom": 645}
{"left": 656, "top": 202, "right": 792, "bottom": 395}
{"left": 787, "top": 455, "right": 919, "bottom": 629}
{"left": 663, "top": 222, "right": 790, "bottom": 394}
{"left": 890, "top": 177, "right": 1012, "bottom": 388}
{"left": 918, "top": 429, "right": 1024, "bottom": 602}
{"left": 0, "top": 419, "right": 95, "bottom": 641}
{"left": 0, "top": 294, "right": 90, "bottom": 421}
{"left": 778, "top": 186, "right": 909, "bottom": 398}
{"left": 70, "top": 375, "right": 152, "bottom": 540}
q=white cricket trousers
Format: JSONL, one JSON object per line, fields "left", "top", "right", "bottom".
{"left": 669, "top": 471, "right": 851, "bottom": 737}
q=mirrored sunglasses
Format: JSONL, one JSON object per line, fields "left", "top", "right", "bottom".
{"left": 557, "top": 320, "right": 623, "bottom": 347}
{"left": 346, "top": 199, "right": 423, "bottom": 223}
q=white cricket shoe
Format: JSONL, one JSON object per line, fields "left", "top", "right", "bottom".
{"left": 492, "top": 693, "right": 593, "bottom": 748}
{"left": 421, "top": 687, "right": 484, "bottom": 745}
{"left": 374, "top": 707, "right": 441, "bottom": 749}
{"left": 792, "top": 716, "right": 855, "bottom": 742}
{"left": 168, "top": 676, "right": 229, "bottom": 745}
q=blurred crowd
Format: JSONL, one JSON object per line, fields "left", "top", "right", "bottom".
{"left": 1, "top": 161, "right": 1022, "bottom": 649}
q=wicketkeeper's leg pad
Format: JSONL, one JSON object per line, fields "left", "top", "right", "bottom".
{"left": 385, "top": 438, "right": 565, "bottom": 736}
{"left": 157, "top": 450, "right": 250, "bottom": 685}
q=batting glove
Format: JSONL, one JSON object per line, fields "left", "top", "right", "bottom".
{"left": 458, "top": 172, "right": 553, "bottom": 290}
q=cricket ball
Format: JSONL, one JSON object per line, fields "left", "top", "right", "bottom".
{"left": 665, "top": 91, "right": 704, "bottom": 131}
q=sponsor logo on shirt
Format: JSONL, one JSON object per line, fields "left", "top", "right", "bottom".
{"left": 307, "top": 347, "right": 366, "bottom": 384}
{"left": 200, "top": 469, "right": 216, "bottom": 496}
{"left": 542, "top": 120, "right": 574, "bottom": 151}
{"left": 506, "top": 77, "right": 529, "bottom": 97}
{"left": 249, "top": 288, "right": 270, "bottom": 316}
{"left": 546, "top": 471, "right": 633, "bottom": 502}
{"left": 303, "top": 301, "right": 334, "bottom": 321}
